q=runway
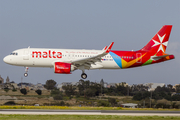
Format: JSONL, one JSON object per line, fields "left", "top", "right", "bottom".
{"left": 0, "top": 109, "right": 180, "bottom": 116}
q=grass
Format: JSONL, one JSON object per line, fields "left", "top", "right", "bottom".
{"left": 0, "top": 106, "right": 180, "bottom": 111}
{"left": 0, "top": 115, "right": 180, "bottom": 120}
{"left": 0, "top": 106, "right": 122, "bottom": 110}
{"left": 10, "top": 95, "right": 51, "bottom": 98}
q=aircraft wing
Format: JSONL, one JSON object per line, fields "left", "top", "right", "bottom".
{"left": 71, "top": 42, "right": 114, "bottom": 68}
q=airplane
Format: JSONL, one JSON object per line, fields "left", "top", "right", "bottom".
{"left": 3, "top": 25, "right": 175, "bottom": 79}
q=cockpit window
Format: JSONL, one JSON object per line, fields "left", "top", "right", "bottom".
{"left": 10, "top": 52, "right": 18, "bottom": 55}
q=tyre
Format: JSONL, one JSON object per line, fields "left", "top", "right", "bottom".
{"left": 81, "top": 73, "right": 87, "bottom": 79}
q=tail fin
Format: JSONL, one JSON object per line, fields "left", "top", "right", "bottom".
{"left": 141, "top": 25, "right": 172, "bottom": 56}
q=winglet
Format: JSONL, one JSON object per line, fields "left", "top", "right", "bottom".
{"left": 105, "top": 42, "right": 114, "bottom": 53}
{"left": 102, "top": 46, "right": 107, "bottom": 50}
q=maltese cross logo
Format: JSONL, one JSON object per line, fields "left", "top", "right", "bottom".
{"left": 152, "top": 34, "right": 168, "bottom": 53}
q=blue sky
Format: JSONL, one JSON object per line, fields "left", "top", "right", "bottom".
{"left": 0, "top": 0, "right": 180, "bottom": 85}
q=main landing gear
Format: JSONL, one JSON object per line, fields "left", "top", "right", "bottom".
{"left": 79, "top": 66, "right": 87, "bottom": 79}
{"left": 81, "top": 73, "right": 87, "bottom": 79}
{"left": 24, "top": 67, "right": 28, "bottom": 77}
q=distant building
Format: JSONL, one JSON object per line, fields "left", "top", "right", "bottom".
{"left": 6, "top": 76, "right": 10, "bottom": 83}
{"left": 3, "top": 82, "right": 17, "bottom": 90}
{"left": 57, "top": 82, "right": 71, "bottom": 91}
{"left": 107, "top": 83, "right": 116, "bottom": 88}
{"left": 116, "top": 82, "right": 129, "bottom": 87}
{"left": 56, "top": 84, "right": 62, "bottom": 89}
{"left": 61, "top": 82, "right": 72, "bottom": 86}
{"left": 57, "top": 82, "right": 80, "bottom": 92}
{"left": 10, "top": 82, "right": 18, "bottom": 89}
{"left": 103, "top": 82, "right": 108, "bottom": 88}
{"left": 144, "top": 83, "right": 165, "bottom": 91}
{"left": 17, "top": 82, "right": 34, "bottom": 89}
{"left": 57, "top": 82, "right": 71, "bottom": 89}
{"left": 71, "top": 82, "right": 79, "bottom": 86}
{"left": 173, "top": 84, "right": 180, "bottom": 90}
{"left": 106, "top": 82, "right": 128, "bottom": 88}
{"left": 121, "top": 103, "right": 138, "bottom": 108}
{"left": 171, "top": 93, "right": 180, "bottom": 96}
{"left": 34, "top": 83, "right": 46, "bottom": 90}
{"left": 0, "top": 75, "right": 4, "bottom": 84}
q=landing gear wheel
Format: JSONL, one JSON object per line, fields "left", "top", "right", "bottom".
{"left": 24, "top": 67, "right": 29, "bottom": 77}
{"left": 24, "top": 73, "right": 28, "bottom": 77}
{"left": 81, "top": 73, "right": 87, "bottom": 79}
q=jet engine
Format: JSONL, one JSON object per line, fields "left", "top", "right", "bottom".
{"left": 54, "top": 62, "right": 76, "bottom": 74}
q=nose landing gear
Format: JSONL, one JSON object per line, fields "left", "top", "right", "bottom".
{"left": 24, "top": 67, "right": 28, "bottom": 77}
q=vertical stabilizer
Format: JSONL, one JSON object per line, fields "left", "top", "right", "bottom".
{"left": 141, "top": 25, "right": 172, "bottom": 56}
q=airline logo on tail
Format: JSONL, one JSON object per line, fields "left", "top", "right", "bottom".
{"left": 141, "top": 25, "right": 172, "bottom": 56}
{"left": 152, "top": 34, "right": 167, "bottom": 53}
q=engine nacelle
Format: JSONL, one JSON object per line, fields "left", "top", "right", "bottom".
{"left": 54, "top": 62, "right": 76, "bottom": 74}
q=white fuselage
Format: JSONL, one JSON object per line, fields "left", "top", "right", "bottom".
{"left": 3, "top": 48, "right": 120, "bottom": 69}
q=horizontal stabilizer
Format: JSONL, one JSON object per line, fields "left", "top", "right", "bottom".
{"left": 151, "top": 54, "right": 174, "bottom": 60}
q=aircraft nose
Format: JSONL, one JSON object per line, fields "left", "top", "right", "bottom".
{"left": 3, "top": 56, "right": 8, "bottom": 63}
{"left": 3, "top": 56, "right": 11, "bottom": 64}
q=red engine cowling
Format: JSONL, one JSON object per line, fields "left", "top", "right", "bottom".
{"left": 54, "top": 62, "right": 76, "bottom": 74}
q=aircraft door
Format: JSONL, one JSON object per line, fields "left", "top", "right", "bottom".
{"left": 71, "top": 54, "right": 75, "bottom": 60}
{"left": 136, "top": 53, "right": 142, "bottom": 63}
{"left": 23, "top": 50, "right": 29, "bottom": 60}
